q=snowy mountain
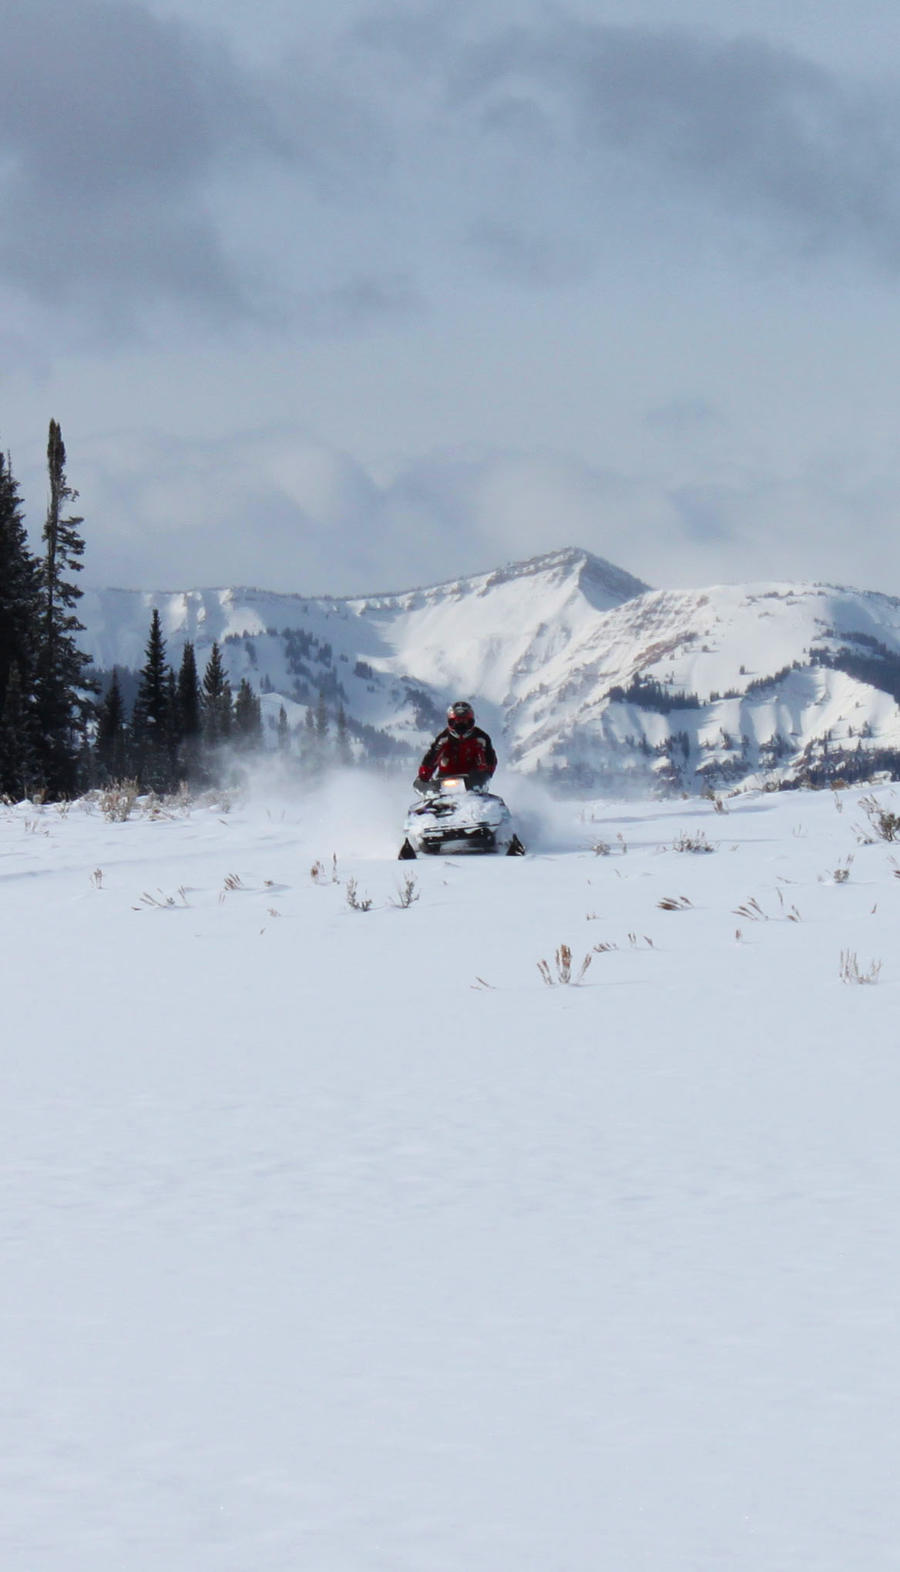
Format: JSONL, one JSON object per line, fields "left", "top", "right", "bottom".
{"left": 80, "top": 548, "right": 900, "bottom": 791}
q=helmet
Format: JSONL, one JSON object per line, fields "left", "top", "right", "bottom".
{"left": 447, "top": 700, "right": 475, "bottom": 735}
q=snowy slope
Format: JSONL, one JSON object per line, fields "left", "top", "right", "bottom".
{"left": 5, "top": 775, "right": 900, "bottom": 1569}
{"left": 510, "top": 578, "right": 900, "bottom": 789}
{"left": 80, "top": 552, "right": 900, "bottom": 790}
{"left": 80, "top": 547, "right": 649, "bottom": 757}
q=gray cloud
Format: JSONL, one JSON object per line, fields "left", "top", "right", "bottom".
{"left": 71, "top": 423, "right": 643, "bottom": 595}
{"left": 362, "top": 9, "right": 900, "bottom": 273}
{"left": 644, "top": 396, "right": 722, "bottom": 434}
{"left": 9, "top": 0, "right": 899, "bottom": 339}
{"left": 668, "top": 482, "right": 736, "bottom": 543}
{"left": 0, "top": 0, "right": 272, "bottom": 319}
{"left": 0, "top": 3, "right": 259, "bottom": 197}
{"left": 298, "top": 273, "right": 424, "bottom": 334}
{"left": 466, "top": 218, "right": 587, "bottom": 287}
{"left": 0, "top": 0, "right": 396, "bottom": 328}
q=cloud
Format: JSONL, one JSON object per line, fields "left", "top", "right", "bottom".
{"left": 668, "top": 482, "right": 736, "bottom": 544}
{"left": 297, "top": 273, "right": 423, "bottom": 334}
{"left": 550, "top": 23, "right": 900, "bottom": 268}
{"left": 644, "top": 396, "right": 723, "bottom": 434}
{"left": 0, "top": 0, "right": 393, "bottom": 328}
{"left": 0, "top": 0, "right": 272, "bottom": 321}
{"left": 33, "top": 413, "right": 900, "bottom": 604}
{"left": 70, "top": 425, "right": 651, "bottom": 595}
{"left": 8, "top": 1, "right": 898, "bottom": 340}
{"left": 466, "top": 218, "right": 586, "bottom": 287}
{"left": 362, "top": 9, "right": 900, "bottom": 274}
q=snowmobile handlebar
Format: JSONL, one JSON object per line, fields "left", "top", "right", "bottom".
{"left": 414, "top": 773, "right": 490, "bottom": 794}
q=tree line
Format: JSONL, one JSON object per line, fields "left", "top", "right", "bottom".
{"left": 96, "top": 611, "right": 263, "bottom": 794}
{"left": 0, "top": 423, "right": 262, "bottom": 800}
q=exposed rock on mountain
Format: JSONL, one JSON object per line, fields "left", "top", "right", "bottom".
{"left": 80, "top": 550, "right": 900, "bottom": 792}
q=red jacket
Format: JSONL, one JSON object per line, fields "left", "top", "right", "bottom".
{"left": 418, "top": 726, "right": 497, "bottom": 782}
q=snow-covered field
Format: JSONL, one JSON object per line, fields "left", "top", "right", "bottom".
{"left": 4, "top": 771, "right": 900, "bottom": 1570}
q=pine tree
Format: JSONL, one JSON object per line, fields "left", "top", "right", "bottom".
{"left": 95, "top": 669, "right": 129, "bottom": 781}
{"left": 0, "top": 663, "right": 39, "bottom": 798}
{"left": 202, "top": 642, "right": 232, "bottom": 746}
{"left": 164, "top": 666, "right": 179, "bottom": 758}
{"left": 234, "top": 677, "right": 262, "bottom": 749}
{"left": 132, "top": 610, "right": 174, "bottom": 790}
{"left": 336, "top": 703, "right": 353, "bottom": 766}
{"left": 175, "top": 641, "right": 202, "bottom": 777}
{"left": 0, "top": 452, "right": 42, "bottom": 795}
{"left": 277, "top": 704, "right": 290, "bottom": 753}
{"left": 34, "top": 421, "right": 95, "bottom": 795}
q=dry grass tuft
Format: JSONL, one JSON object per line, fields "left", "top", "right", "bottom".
{"left": 857, "top": 796, "right": 900, "bottom": 843}
{"left": 839, "top": 950, "right": 882, "bottom": 985}
{"left": 134, "top": 887, "right": 189, "bottom": 911}
{"left": 391, "top": 874, "right": 420, "bottom": 909}
{"left": 345, "top": 877, "right": 373, "bottom": 912}
{"left": 537, "top": 944, "right": 592, "bottom": 985}
{"left": 734, "top": 897, "right": 766, "bottom": 921}
{"left": 673, "top": 829, "right": 715, "bottom": 854}
{"left": 97, "top": 781, "right": 139, "bottom": 822}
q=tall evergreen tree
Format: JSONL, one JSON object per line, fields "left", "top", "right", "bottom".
{"left": 277, "top": 704, "right": 290, "bottom": 753}
{"left": 202, "top": 642, "right": 232, "bottom": 746}
{"left": 0, "top": 451, "right": 40, "bottom": 706}
{"left": 34, "top": 421, "right": 94, "bottom": 795}
{"left": 164, "top": 665, "right": 180, "bottom": 773}
{"left": 302, "top": 703, "right": 316, "bottom": 768}
{"left": 0, "top": 452, "right": 42, "bottom": 795}
{"left": 0, "top": 455, "right": 42, "bottom": 798}
{"left": 336, "top": 703, "right": 353, "bottom": 767}
{"left": 174, "top": 641, "right": 202, "bottom": 779}
{"left": 0, "top": 663, "right": 39, "bottom": 798}
{"left": 234, "top": 677, "right": 262, "bottom": 749}
{"left": 132, "top": 610, "right": 174, "bottom": 790}
{"left": 176, "top": 641, "right": 201, "bottom": 740}
{"left": 95, "top": 669, "right": 129, "bottom": 781}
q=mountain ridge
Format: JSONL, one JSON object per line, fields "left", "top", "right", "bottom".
{"left": 89, "top": 545, "right": 649, "bottom": 608}
{"left": 80, "top": 548, "right": 900, "bottom": 793}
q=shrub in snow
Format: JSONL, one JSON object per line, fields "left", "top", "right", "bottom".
{"left": 537, "top": 944, "right": 592, "bottom": 985}
{"left": 345, "top": 878, "right": 373, "bottom": 912}
{"left": 839, "top": 950, "right": 882, "bottom": 985}
{"left": 858, "top": 796, "right": 900, "bottom": 843}
{"left": 673, "top": 830, "right": 715, "bottom": 853}
{"left": 391, "top": 875, "right": 419, "bottom": 909}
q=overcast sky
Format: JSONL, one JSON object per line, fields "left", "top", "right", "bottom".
{"left": 5, "top": 0, "right": 900, "bottom": 595}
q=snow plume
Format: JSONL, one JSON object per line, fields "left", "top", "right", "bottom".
{"left": 211, "top": 754, "right": 410, "bottom": 861}
{"left": 292, "top": 768, "right": 410, "bottom": 861}
{"left": 501, "top": 775, "right": 605, "bottom": 855}
{"left": 221, "top": 751, "right": 603, "bottom": 861}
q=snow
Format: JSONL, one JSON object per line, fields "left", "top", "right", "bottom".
{"left": 78, "top": 551, "right": 900, "bottom": 790}
{"left": 4, "top": 772, "right": 900, "bottom": 1569}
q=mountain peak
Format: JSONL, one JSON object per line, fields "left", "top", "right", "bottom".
{"left": 432, "top": 546, "right": 650, "bottom": 611}
{"left": 81, "top": 552, "right": 900, "bottom": 794}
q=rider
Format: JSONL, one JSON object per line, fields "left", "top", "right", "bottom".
{"left": 415, "top": 701, "right": 497, "bottom": 791}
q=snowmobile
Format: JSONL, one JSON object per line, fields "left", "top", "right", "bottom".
{"left": 399, "top": 776, "right": 525, "bottom": 858}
